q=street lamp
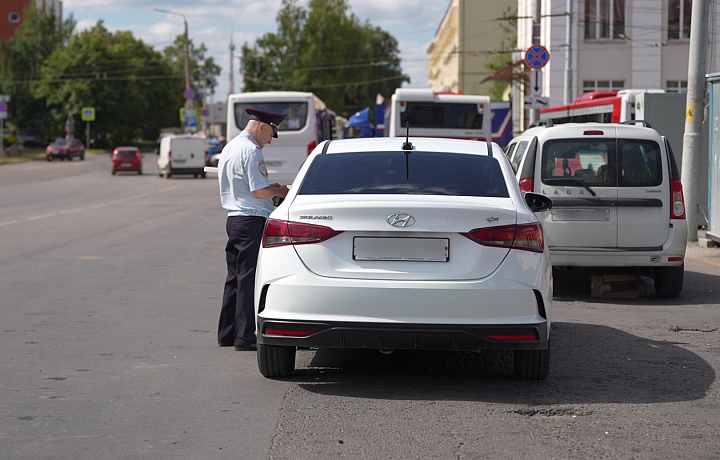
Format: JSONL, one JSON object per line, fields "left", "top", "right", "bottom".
{"left": 153, "top": 8, "right": 190, "bottom": 94}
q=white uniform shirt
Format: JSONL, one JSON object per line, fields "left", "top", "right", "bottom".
{"left": 217, "top": 131, "right": 274, "bottom": 218}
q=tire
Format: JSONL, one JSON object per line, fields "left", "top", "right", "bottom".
{"left": 80, "top": 155, "right": 85, "bottom": 161}
{"left": 654, "top": 264, "right": 684, "bottom": 298}
{"left": 112, "top": 170, "right": 116, "bottom": 175}
{"left": 138, "top": 169, "right": 142, "bottom": 175}
{"left": 201, "top": 172, "right": 206, "bottom": 179}
{"left": 257, "top": 344, "right": 296, "bottom": 378}
{"left": 514, "top": 347, "right": 550, "bottom": 380}
{"left": 47, "top": 157, "right": 52, "bottom": 162}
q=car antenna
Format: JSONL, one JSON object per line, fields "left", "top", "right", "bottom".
{"left": 402, "top": 121, "right": 412, "bottom": 180}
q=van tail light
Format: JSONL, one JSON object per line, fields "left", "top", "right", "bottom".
{"left": 462, "top": 223, "right": 544, "bottom": 253}
{"left": 263, "top": 219, "right": 341, "bottom": 248}
{"left": 307, "top": 140, "right": 317, "bottom": 155}
{"left": 205, "top": 150, "right": 209, "bottom": 161}
{"left": 168, "top": 150, "right": 172, "bottom": 165}
{"left": 519, "top": 178, "right": 534, "bottom": 192}
{"left": 671, "top": 180, "right": 686, "bottom": 219}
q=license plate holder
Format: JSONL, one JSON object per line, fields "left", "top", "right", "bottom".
{"left": 353, "top": 237, "right": 449, "bottom": 262}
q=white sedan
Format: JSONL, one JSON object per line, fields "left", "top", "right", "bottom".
{"left": 255, "top": 137, "right": 554, "bottom": 380}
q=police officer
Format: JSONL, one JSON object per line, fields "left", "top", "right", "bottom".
{"left": 217, "top": 108, "right": 290, "bottom": 351}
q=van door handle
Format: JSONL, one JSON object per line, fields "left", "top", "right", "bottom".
{"left": 190, "top": 153, "right": 194, "bottom": 158}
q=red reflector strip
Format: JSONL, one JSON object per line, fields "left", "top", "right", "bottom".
{"left": 486, "top": 334, "right": 536, "bottom": 340}
{"left": 668, "top": 257, "right": 683, "bottom": 262}
{"left": 265, "top": 328, "right": 313, "bottom": 337}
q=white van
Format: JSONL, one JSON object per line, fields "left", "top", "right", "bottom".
{"left": 226, "top": 91, "right": 336, "bottom": 184}
{"left": 157, "top": 135, "right": 207, "bottom": 178}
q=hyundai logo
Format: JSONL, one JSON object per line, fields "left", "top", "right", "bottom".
{"left": 387, "top": 213, "right": 415, "bottom": 227}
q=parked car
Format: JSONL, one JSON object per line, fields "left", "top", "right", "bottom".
{"left": 506, "top": 120, "right": 687, "bottom": 297}
{"left": 157, "top": 135, "right": 207, "bottom": 178}
{"left": 255, "top": 137, "right": 554, "bottom": 380}
{"left": 111, "top": 146, "right": 142, "bottom": 175}
{"left": 46, "top": 137, "right": 85, "bottom": 161}
{"left": 206, "top": 139, "right": 223, "bottom": 166}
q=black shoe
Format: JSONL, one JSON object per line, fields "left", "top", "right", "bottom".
{"left": 234, "top": 344, "right": 257, "bottom": 351}
{"left": 218, "top": 341, "right": 234, "bottom": 347}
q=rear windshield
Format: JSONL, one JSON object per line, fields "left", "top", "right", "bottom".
{"left": 541, "top": 138, "right": 662, "bottom": 187}
{"left": 234, "top": 102, "right": 308, "bottom": 132}
{"left": 400, "top": 102, "right": 484, "bottom": 130}
{"left": 117, "top": 150, "right": 137, "bottom": 158}
{"left": 298, "top": 151, "right": 509, "bottom": 197}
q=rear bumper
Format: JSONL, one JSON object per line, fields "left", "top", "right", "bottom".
{"left": 169, "top": 167, "right": 204, "bottom": 175}
{"left": 258, "top": 319, "right": 549, "bottom": 352}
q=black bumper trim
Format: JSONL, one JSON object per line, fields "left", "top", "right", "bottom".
{"left": 257, "top": 319, "right": 548, "bottom": 351}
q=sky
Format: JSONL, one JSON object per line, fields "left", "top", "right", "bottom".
{"left": 62, "top": 0, "right": 452, "bottom": 103}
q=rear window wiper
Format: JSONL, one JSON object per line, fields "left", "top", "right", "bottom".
{"left": 543, "top": 178, "right": 597, "bottom": 196}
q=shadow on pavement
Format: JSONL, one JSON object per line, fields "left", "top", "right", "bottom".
{"left": 288, "top": 322, "right": 715, "bottom": 404}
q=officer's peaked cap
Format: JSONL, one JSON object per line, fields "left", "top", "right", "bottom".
{"left": 246, "top": 108, "right": 287, "bottom": 138}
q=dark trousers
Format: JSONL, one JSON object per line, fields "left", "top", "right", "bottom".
{"left": 218, "top": 215, "right": 266, "bottom": 347}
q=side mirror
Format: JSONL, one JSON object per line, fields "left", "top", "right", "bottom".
{"left": 525, "top": 192, "right": 553, "bottom": 212}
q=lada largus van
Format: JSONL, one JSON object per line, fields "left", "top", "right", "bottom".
{"left": 508, "top": 120, "right": 687, "bottom": 297}
{"left": 157, "top": 135, "right": 207, "bottom": 178}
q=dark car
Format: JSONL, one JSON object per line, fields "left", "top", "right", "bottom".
{"left": 111, "top": 147, "right": 142, "bottom": 175}
{"left": 46, "top": 138, "right": 85, "bottom": 161}
{"left": 206, "top": 139, "right": 222, "bottom": 166}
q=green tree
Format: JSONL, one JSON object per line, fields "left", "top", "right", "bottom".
{"left": 162, "top": 35, "right": 222, "bottom": 107}
{"left": 242, "top": 0, "right": 408, "bottom": 117}
{"left": 484, "top": 7, "right": 517, "bottom": 101}
{"left": 32, "top": 21, "right": 178, "bottom": 145}
{"left": 0, "top": 4, "right": 75, "bottom": 138}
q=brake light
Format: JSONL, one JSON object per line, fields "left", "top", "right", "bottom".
{"left": 671, "top": 180, "right": 686, "bottom": 219}
{"left": 583, "top": 130, "right": 604, "bottom": 135}
{"left": 265, "top": 328, "right": 313, "bottom": 337}
{"left": 519, "top": 178, "right": 534, "bottom": 192}
{"left": 463, "top": 223, "right": 544, "bottom": 253}
{"left": 262, "top": 219, "right": 341, "bottom": 247}
{"left": 168, "top": 150, "right": 172, "bottom": 164}
{"left": 135, "top": 151, "right": 140, "bottom": 158}
{"left": 308, "top": 140, "right": 317, "bottom": 155}
{"left": 205, "top": 150, "right": 209, "bottom": 161}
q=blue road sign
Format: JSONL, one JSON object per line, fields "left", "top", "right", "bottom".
{"left": 184, "top": 109, "right": 197, "bottom": 129}
{"left": 525, "top": 45, "right": 550, "bottom": 69}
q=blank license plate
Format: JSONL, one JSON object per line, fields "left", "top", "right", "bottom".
{"left": 121, "top": 163, "right": 132, "bottom": 167}
{"left": 353, "top": 237, "right": 449, "bottom": 262}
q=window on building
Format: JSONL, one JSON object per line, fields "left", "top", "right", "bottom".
{"left": 583, "top": 80, "right": 625, "bottom": 92}
{"left": 9, "top": 11, "right": 20, "bottom": 23}
{"left": 669, "top": 0, "right": 692, "bottom": 40}
{"left": 584, "top": 0, "right": 625, "bottom": 39}
{"left": 667, "top": 80, "right": 688, "bottom": 93}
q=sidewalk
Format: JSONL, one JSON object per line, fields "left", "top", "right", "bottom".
{"left": 687, "top": 230, "right": 720, "bottom": 263}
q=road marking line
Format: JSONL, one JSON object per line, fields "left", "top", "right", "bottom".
{"left": 159, "top": 186, "right": 181, "bottom": 193}
{"left": 687, "top": 255, "right": 720, "bottom": 268}
{"left": 0, "top": 220, "right": 19, "bottom": 227}
{"left": 109, "top": 199, "right": 126, "bottom": 204}
{"left": 127, "top": 192, "right": 151, "bottom": 200}
{"left": 58, "top": 208, "right": 84, "bottom": 215}
{"left": 27, "top": 213, "right": 55, "bottom": 221}
{"left": 86, "top": 203, "right": 105, "bottom": 209}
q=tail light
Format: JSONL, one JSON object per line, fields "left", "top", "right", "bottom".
{"left": 307, "top": 140, "right": 317, "bottom": 155}
{"left": 671, "top": 180, "right": 686, "bottom": 219}
{"left": 168, "top": 150, "right": 172, "bottom": 164}
{"left": 519, "top": 178, "right": 534, "bottom": 192}
{"left": 263, "top": 219, "right": 341, "bottom": 248}
{"left": 463, "top": 223, "right": 544, "bottom": 253}
{"left": 204, "top": 150, "right": 209, "bottom": 161}
{"left": 135, "top": 151, "right": 140, "bottom": 158}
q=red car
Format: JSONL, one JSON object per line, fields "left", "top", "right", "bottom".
{"left": 111, "top": 147, "right": 142, "bottom": 175}
{"left": 46, "top": 137, "right": 85, "bottom": 161}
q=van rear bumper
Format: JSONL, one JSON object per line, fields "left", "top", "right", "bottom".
{"left": 170, "top": 167, "right": 205, "bottom": 175}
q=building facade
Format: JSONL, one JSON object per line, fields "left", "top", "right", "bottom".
{"left": 514, "top": 0, "right": 720, "bottom": 131}
{"left": 0, "top": 0, "right": 62, "bottom": 42}
{"left": 427, "top": 0, "right": 516, "bottom": 96}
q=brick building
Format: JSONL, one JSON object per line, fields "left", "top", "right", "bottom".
{"left": 0, "top": 0, "right": 62, "bottom": 42}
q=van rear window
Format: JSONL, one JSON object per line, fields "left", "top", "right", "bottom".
{"left": 234, "top": 102, "right": 308, "bottom": 132}
{"left": 298, "top": 151, "right": 509, "bottom": 197}
{"left": 541, "top": 139, "right": 662, "bottom": 187}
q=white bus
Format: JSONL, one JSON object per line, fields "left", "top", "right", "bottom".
{"left": 386, "top": 89, "right": 492, "bottom": 141}
{"left": 226, "top": 91, "right": 336, "bottom": 184}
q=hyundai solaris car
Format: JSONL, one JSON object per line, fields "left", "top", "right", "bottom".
{"left": 111, "top": 146, "right": 142, "bottom": 175}
{"left": 254, "top": 137, "right": 554, "bottom": 380}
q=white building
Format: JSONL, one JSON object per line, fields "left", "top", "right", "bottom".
{"left": 514, "top": 0, "right": 720, "bottom": 131}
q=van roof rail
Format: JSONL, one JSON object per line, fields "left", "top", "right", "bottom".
{"left": 620, "top": 120, "right": 653, "bottom": 128}
{"left": 528, "top": 119, "right": 553, "bottom": 128}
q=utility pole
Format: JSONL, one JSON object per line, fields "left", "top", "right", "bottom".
{"left": 229, "top": 22, "right": 235, "bottom": 96}
{"left": 529, "top": 0, "right": 542, "bottom": 124}
{"left": 682, "top": 0, "right": 711, "bottom": 241}
{"left": 564, "top": 0, "right": 573, "bottom": 104}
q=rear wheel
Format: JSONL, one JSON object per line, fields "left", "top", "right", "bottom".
{"left": 47, "top": 157, "right": 52, "bottom": 162}
{"left": 257, "top": 344, "right": 296, "bottom": 378}
{"left": 201, "top": 172, "right": 206, "bottom": 179}
{"left": 514, "top": 347, "right": 550, "bottom": 380}
{"left": 111, "top": 170, "right": 116, "bottom": 175}
{"left": 654, "top": 264, "right": 684, "bottom": 298}
{"left": 138, "top": 169, "right": 142, "bottom": 175}
{"left": 80, "top": 155, "right": 85, "bottom": 161}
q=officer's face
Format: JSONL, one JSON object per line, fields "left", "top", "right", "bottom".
{"left": 260, "top": 123, "right": 274, "bottom": 147}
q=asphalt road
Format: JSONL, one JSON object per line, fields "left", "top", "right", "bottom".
{"left": 1, "top": 153, "right": 719, "bottom": 459}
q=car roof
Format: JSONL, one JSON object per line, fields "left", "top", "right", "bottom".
{"left": 115, "top": 146, "right": 139, "bottom": 150}
{"left": 531, "top": 123, "right": 663, "bottom": 142}
{"left": 324, "top": 137, "right": 494, "bottom": 156}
